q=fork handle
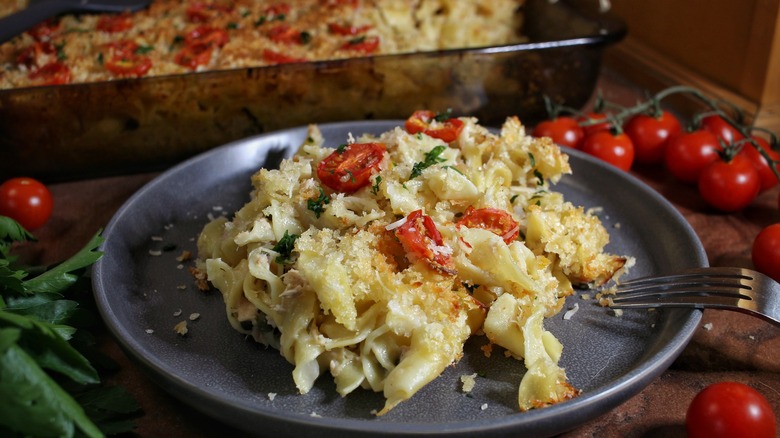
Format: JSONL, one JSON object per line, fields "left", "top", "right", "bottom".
{"left": 0, "top": 0, "right": 73, "bottom": 45}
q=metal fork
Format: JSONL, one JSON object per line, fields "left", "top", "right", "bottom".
{"left": 0, "top": 0, "right": 152, "bottom": 44}
{"left": 609, "top": 267, "right": 780, "bottom": 327}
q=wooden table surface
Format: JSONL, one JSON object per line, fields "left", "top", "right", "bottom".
{"left": 16, "top": 68, "right": 779, "bottom": 437}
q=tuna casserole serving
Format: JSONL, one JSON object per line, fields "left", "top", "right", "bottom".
{"left": 0, "top": 0, "right": 525, "bottom": 88}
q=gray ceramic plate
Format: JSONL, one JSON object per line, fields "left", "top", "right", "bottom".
{"left": 93, "top": 120, "right": 706, "bottom": 438}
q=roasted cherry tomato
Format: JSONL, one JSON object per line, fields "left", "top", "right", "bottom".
{"left": 394, "top": 209, "right": 453, "bottom": 272}
{"left": 27, "top": 19, "right": 61, "bottom": 41}
{"left": 0, "top": 177, "right": 53, "bottom": 230}
{"left": 738, "top": 136, "right": 779, "bottom": 192}
{"left": 686, "top": 382, "right": 776, "bottom": 438}
{"left": 186, "top": 1, "right": 234, "bottom": 22}
{"left": 624, "top": 110, "right": 682, "bottom": 165}
{"left": 340, "top": 35, "right": 380, "bottom": 53}
{"left": 262, "top": 49, "right": 306, "bottom": 64}
{"left": 752, "top": 223, "right": 780, "bottom": 282}
{"left": 103, "top": 40, "right": 152, "bottom": 77}
{"left": 28, "top": 61, "right": 71, "bottom": 85}
{"left": 328, "top": 22, "right": 372, "bottom": 35}
{"left": 457, "top": 207, "right": 520, "bottom": 244}
{"left": 317, "top": 142, "right": 386, "bottom": 193}
{"left": 267, "top": 24, "right": 307, "bottom": 45}
{"left": 581, "top": 130, "right": 635, "bottom": 171}
{"left": 405, "top": 110, "right": 464, "bottom": 143}
{"left": 701, "top": 114, "right": 744, "bottom": 144}
{"left": 532, "top": 116, "right": 584, "bottom": 149}
{"left": 96, "top": 13, "right": 133, "bottom": 33}
{"left": 698, "top": 154, "right": 760, "bottom": 212}
{"left": 175, "top": 26, "right": 229, "bottom": 69}
{"left": 664, "top": 130, "right": 722, "bottom": 184}
{"left": 263, "top": 2, "right": 292, "bottom": 17}
{"left": 16, "top": 41, "right": 55, "bottom": 68}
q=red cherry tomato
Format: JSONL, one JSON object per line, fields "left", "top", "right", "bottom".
{"left": 0, "top": 177, "right": 53, "bottom": 230}
{"left": 532, "top": 117, "right": 584, "bottom": 149}
{"left": 28, "top": 61, "right": 71, "bottom": 85}
{"left": 96, "top": 13, "right": 133, "bottom": 33}
{"left": 175, "top": 26, "right": 229, "bottom": 69}
{"left": 580, "top": 130, "right": 635, "bottom": 171}
{"left": 317, "top": 142, "right": 386, "bottom": 193}
{"left": 394, "top": 209, "right": 453, "bottom": 272}
{"left": 686, "top": 382, "right": 776, "bottom": 438}
{"left": 579, "top": 112, "right": 612, "bottom": 136}
{"left": 752, "top": 223, "right": 780, "bottom": 282}
{"left": 701, "top": 114, "right": 744, "bottom": 144}
{"left": 664, "top": 130, "right": 723, "bottom": 184}
{"left": 405, "top": 110, "right": 464, "bottom": 143}
{"left": 738, "top": 137, "right": 779, "bottom": 192}
{"left": 103, "top": 40, "right": 152, "bottom": 77}
{"left": 340, "top": 35, "right": 380, "bottom": 53}
{"left": 262, "top": 49, "right": 306, "bottom": 64}
{"left": 624, "top": 110, "right": 682, "bottom": 165}
{"left": 328, "top": 23, "right": 372, "bottom": 36}
{"left": 456, "top": 207, "right": 520, "bottom": 245}
{"left": 267, "top": 24, "right": 305, "bottom": 45}
{"left": 698, "top": 154, "right": 760, "bottom": 212}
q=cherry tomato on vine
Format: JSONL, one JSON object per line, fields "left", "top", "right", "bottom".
{"left": 0, "top": 177, "right": 53, "bottom": 230}
{"left": 581, "top": 130, "right": 635, "bottom": 171}
{"left": 686, "top": 382, "right": 776, "bottom": 438}
{"left": 698, "top": 154, "right": 760, "bottom": 212}
{"left": 624, "top": 110, "right": 682, "bottom": 165}
{"left": 578, "top": 112, "right": 612, "bottom": 136}
{"left": 737, "top": 136, "right": 779, "bottom": 192}
{"left": 701, "top": 114, "right": 744, "bottom": 144}
{"left": 532, "top": 117, "right": 584, "bottom": 149}
{"left": 317, "top": 142, "right": 386, "bottom": 193}
{"left": 664, "top": 130, "right": 722, "bottom": 184}
{"left": 752, "top": 223, "right": 780, "bottom": 282}
{"left": 405, "top": 110, "right": 464, "bottom": 143}
{"left": 394, "top": 209, "right": 453, "bottom": 273}
{"left": 456, "top": 207, "right": 520, "bottom": 244}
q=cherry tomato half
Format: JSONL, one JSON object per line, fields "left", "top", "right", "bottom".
{"left": 664, "top": 130, "right": 723, "bottom": 184}
{"left": 96, "top": 13, "right": 133, "bottom": 33}
{"left": 581, "top": 130, "right": 635, "bottom": 171}
{"left": 103, "top": 40, "right": 152, "bottom": 77}
{"left": 457, "top": 207, "right": 519, "bottom": 245}
{"left": 262, "top": 49, "right": 306, "bottom": 64}
{"left": 697, "top": 154, "right": 760, "bottom": 212}
{"left": 532, "top": 117, "right": 584, "bottom": 149}
{"left": 405, "top": 110, "right": 464, "bottom": 143}
{"left": 317, "top": 142, "right": 386, "bottom": 193}
{"left": 28, "top": 61, "right": 71, "bottom": 85}
{"left": 752, "top": 223, "right": 780, "bottom": 282}
{"left": 686, "top": 382, "right": 776, "bottom": 438}
{"left": 394, "top": 209, "right": 453, "bottom": 273}
{"left": 0, "top": 177, "right": 53, "bottom": 231}
{"left": 624, "top": 110, "right": 682, "bottom": 165}
{"left": 738, "top": 136, "right": 779, "bottom": 192}
{"left": 701, "top": 114, "right": 744, "bottom": 144}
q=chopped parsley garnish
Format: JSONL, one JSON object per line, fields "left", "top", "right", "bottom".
{"left": 227, "top": 22, "right": 239, "bottom": 30}
{"left": 336, "top": 143, "right": 348, "bottom": 154}
{"left": 510, "top": 194, "right": 519, "bottom": 204}
{"left": 462, "top": 282, "right": 480, "bottom": 294}
{"left": 433, "top": 108, "right": 454, "bottom": 122}
{"left": 410, "top": 145, "right": 447, "bottom": 179}
{"left": 534, "top": 169, "right": 545, "bottom": 186}
{"left": 272, "top": 230, "right": 299, "bottom": 264}
{"left": 443, "top": 165, "right": 463, "bottom": 175}
{"left": 300, "top": 31, "right": 312, "bottom": 44}
{"left": 135, "top": 45, "right": 154, "bottom": 55}
{"left": 370, "top": 175, "right": 382, "bottom": 195}
{"left": 307, "top": 187, "right": 330, "bottom": 218}
{"left": 348, "top": 36, "right": 366, "bottom": 45}
{"left": 55, "top": 43, "right": 67, "bottom": 61}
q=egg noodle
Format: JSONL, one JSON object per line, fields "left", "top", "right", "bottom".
{"left": 195, "top": 114, "right": 628, "bottom": 414}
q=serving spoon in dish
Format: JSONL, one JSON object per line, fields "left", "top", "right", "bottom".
{"left": 0, "top": 0, "right": 151, "bottom": 44}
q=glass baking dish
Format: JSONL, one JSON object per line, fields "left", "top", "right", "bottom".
{"left": 0, "top": 0, "right": 625, "bottom": 181}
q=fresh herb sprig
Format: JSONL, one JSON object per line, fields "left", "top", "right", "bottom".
{"left": 0, "top": 216, "right": 140, "bottom": 438}
{"left": 410, "top": 145, "right": 447, "bottom": 179}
